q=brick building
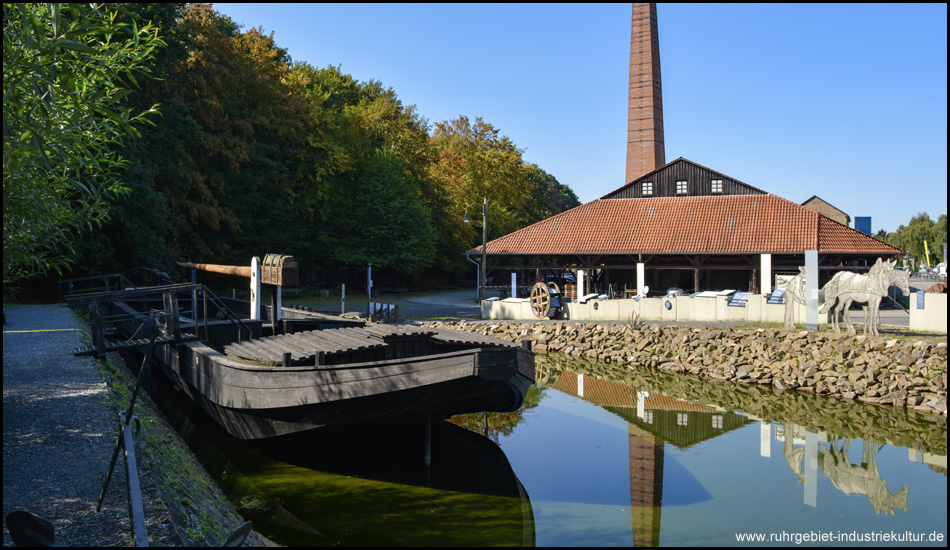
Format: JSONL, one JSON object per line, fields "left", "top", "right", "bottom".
{"left": 801, "top": 196, "right": 851, "bottom": 227}
{"left": 466, "top": 4, "right": 899, "bottom": 295}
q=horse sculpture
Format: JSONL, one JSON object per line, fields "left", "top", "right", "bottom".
{"left": 819, "top": 258, "right": 909, "bottom": 336}
{"left": 782, "top": 266, "right": 808, "bottom": 329}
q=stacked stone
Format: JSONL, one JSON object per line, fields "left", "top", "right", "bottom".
{"left": 420, "top": 321, "right": 948, "bottom": 416}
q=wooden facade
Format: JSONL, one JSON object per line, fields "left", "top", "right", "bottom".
{"left": 604, "top": 157, "right": 767, "bottom": 200}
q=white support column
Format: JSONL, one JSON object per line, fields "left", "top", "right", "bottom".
{"left": 761, "top": 253, "right": 772, "bottom": 294}
{"left": 578, "top": 270, "right": 586, "bottom": 298}
{"left": 805, "top": 250, "right": 819, "bottom": 331}
{"left": 760, "top": 421, "right": 771, "bottom": 458}
{"left": 511, "top": 272, "right": 517, "bottom": 298}
{"left": 637, "top": 263, "right": 646, "bottom": 296}
{"left": 250, "top": 256, "right": 261, "bottom": 321}
{"left": 804, "top": 429, "right": 818, "bottom": 507}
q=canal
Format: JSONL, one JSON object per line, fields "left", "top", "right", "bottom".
{"left": 147, "top": 353, "right": 947, "bottom": 546}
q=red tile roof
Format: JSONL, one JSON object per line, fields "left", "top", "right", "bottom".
{"left": 473, "top": 194, "right": 901, "bottom": 256}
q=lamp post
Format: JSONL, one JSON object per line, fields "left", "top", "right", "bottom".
{"left": 464, "top": 197, "right": 488, "bottom": 302}
{"left": 481, "top": 197, "right": 487, "bottom": 302}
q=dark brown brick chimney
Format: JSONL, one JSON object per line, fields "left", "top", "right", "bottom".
{"left": 626, "top": 3, "right": 665, "bottom": 184}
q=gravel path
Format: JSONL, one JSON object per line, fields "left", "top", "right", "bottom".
{"left": 3, "top": 304, "right": 177, "bottom": 547}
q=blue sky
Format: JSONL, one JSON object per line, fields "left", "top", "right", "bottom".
{"left": 213, "top": 3, "right": 947, "bottom": 234}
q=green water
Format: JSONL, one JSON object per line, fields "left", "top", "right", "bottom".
{"left": 153, "top": 355, "right": 947, "bottom": 546}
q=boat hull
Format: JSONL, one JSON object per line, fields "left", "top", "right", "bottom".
{"left": 154, "top": 338, "right": 534, "bottom": 439}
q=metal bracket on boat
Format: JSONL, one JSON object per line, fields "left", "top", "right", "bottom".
{"left": 178, "top": 255, "right": 298, "bottom": 328}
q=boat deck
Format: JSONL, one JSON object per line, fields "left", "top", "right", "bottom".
{"left": 224, "top": 325, "right": 514, "bottom": 367}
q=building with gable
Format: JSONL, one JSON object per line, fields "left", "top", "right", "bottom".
{"left": 467, "top": 4, "right": 900, "bottom": 298}
{"left": 472, "top": 158, "right": 900, "bottom": 296}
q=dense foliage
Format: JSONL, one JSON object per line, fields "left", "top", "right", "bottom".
{"left": 11, "top": 3, "right": 580, "bottom": 290}
{"left": 2, "top": 3, "right": 163, "bottom": 284}
{"left": 880, "top": 213, "right": 948, "bottom": 268}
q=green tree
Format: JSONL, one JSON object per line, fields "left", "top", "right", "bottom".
{"left": 429, "top": 116, "right": 537, "bottom": 252}
{"left": 886, "top": 212, "right": 948, "bottom": 266}
{"left": 326, "top": 149, "right": 437, "bottom": 276}
{"left": 288, "top": 63, "right": 440, "bottom": 283}
{"left": 523, "top": 165, "right": 581, "bottom": 225}
{"left": 3, "top": 3, "right": 163, "bottom": 284}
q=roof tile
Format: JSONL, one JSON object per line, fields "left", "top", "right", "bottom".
{"left": 474, "top": 195, "right": 900, "bottom": 255}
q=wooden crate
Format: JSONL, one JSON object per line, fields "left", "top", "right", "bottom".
{"left": 563, "top": 284, "right": 577, "bottom": 300}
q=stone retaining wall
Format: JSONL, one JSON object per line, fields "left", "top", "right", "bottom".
{"left": 420, "top": 321, "right": 948, "bottom": 417}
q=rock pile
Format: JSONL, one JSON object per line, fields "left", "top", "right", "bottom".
{"left": 420, "top": 321, "right": 948, "bottom": 416}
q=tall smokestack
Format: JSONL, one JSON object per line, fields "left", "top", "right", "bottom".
{"left": 625, "top": 3, "right": 665, "bottom": 184}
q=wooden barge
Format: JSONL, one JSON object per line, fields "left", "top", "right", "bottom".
{"left": 69, "top": 281, "right": 534, "bottom": 440}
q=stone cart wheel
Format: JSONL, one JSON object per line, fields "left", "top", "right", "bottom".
{"left": 530, "top": 282, "right": 561, "bottom": 319}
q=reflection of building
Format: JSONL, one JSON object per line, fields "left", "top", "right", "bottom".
{"left": 547, "top": 370, "right": 751, "bottom": 546}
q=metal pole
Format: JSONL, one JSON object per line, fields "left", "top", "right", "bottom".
{"left": 480, "top": 197, "right": 487, "bottom": 302}
{"left": 367, "top": 263, "right": 373, "bottom": 316}
{"left": 191, "top": 269, "right": 197, "bottom": 324}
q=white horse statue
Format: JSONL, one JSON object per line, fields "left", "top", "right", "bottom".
{"left": 819, "top": 258, "right": 909, "bottom": 336}
{"left": 782, "top": 266, "right": 809, "bottom": 329}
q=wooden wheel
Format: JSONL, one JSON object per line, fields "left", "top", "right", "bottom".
{"left": 530, "top": 282, "right": 551, "bottom": 318}
{"left": 530, "top": 282, "right": 561, "bottom": 318}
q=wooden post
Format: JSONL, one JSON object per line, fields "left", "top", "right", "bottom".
{"left": 91, "top": 301, "right": 104, "bottom": 358}
{"left": 164, "top": 290, "right": 180, "bottom": 345}
{"left": 424, "top": 413, "right": 432, "bottom": 468}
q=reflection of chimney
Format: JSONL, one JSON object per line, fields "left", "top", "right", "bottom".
{"left": 626, "top": 3, "right": 665, "bottom": 184}
{"left": 628, "top": 423, "right": 663, "bottom": 547}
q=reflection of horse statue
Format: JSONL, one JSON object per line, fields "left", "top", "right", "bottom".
{"left": 819, "top": 259, "right": 909, "bottom": 336}
{"left": 781, "top": 426, "right": 909, "bottom": 515}
{"left": 782, "top": 424, "right": 807, "bottom": 483}
{"left": 818, "top": 438, "right": 909, "bottom": 516}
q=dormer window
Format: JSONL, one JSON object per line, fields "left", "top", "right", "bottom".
{"left": 711, "top": 179, "right": 723, "bottom": 193}
{"left": 642, "top": 182, "right": 653, "bottom": 196}
{"left": 676, "top": 180, "right": 688, "bottom": 195}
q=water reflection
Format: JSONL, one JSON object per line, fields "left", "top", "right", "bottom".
{"left": 142, "top": 352, "right": 946, "bottom": 546}
{"left": 145, "top": 375, "right": 535, "bottom": 546}
{"left": 529, "top": 355, "right": 946, "bottom": 546}
{"left": 779, "top": 427, "right": 908, "bottom": 514}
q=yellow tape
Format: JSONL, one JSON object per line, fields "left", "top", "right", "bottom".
{"left": 2, "top": 329, "right": 83, "bottom": 333}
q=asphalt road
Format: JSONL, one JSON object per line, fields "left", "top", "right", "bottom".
{"left": 2, "top": 305, "right": 177, "bottom": 547}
